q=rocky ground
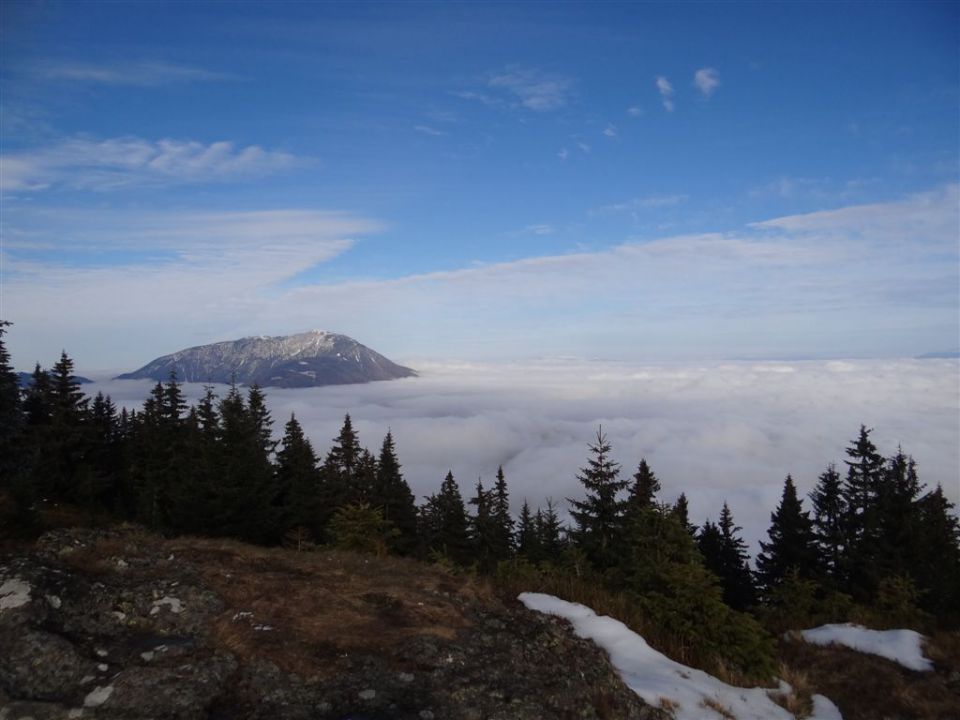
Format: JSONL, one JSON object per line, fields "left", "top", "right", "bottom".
{"left": 0, "top": 526, "right": 664, "bottom": 720}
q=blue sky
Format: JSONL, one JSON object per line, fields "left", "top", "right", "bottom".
{"left": 1, "top": 1, "right": 958, "bottom": 370}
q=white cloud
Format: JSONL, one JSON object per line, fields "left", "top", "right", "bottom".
{"left": 1, "top": 136, "right": 299, "bottom": 192}
{"left": 577, "top": 142, "right": 591, "bottom": 154}
{"left": 603, "top": 124, "right": 618, "bottom": 138}
{"left": 486, "top": 68, "right": 572, "bottom": 112}
{"left": 557, "top": 147, "right": 569, "bottom": 161}
{"left": 414, "top": 125, "right": 447, "bottom": 137}
{"left": 655, "top": 76, "right": 675, "bottom": 112}
{"left": 627, "top": 106, "right": 644, "bottom": 117}
{"left": 34, "top": 60, "right": 234, "bottom": 86}
{"left": 80, "top": 358, "right": 960, "bottom": 555}
{"left": 693, "top": 67, "right": 720, "bottom": 98}
{"left": 5, "top": 186, "right": 957, "bottom": 372}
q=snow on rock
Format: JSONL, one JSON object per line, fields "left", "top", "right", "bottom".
{"left": 520, "top": 592, "right": 841, "bottom": 720}
{"left": 84, "top": 684, "right": 114, "bottom": 707}
{"left": 811, "top": 694, "right": 844, "bottom": 720}
{"left": 0, "top": 577, "right": 32, "bottom": 610}
{"left": 799, "top": 623, "right": 933, "bottom": 672}
{"left": 150, "top": 596, "right": 184, "bottom": 615}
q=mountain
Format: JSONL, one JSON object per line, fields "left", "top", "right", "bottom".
{"left": 17, "top": 371, "right": 92, "bottom": 388}
{"left": 116, "top": 330, "right": 417, "bottom": 388}
{"left": 916, "top": 350, "right": 960, "bottom": 359}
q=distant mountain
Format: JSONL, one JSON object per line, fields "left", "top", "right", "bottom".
{"left": 116, "top": 330, "right": 417, "bottom": 388}
{"left": 17, "top": 371, "right": 93, "bottom": 388}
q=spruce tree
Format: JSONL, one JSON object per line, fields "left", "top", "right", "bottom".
{"left": 516, "top": 499, "right": 540, "bottom": 561}
{"left": 321, "top": 414, "right": 363, "bottom": 511}
{"left": 841, "top": 425, "right": 888, "bottom": 598}
{"left": 0, "top": 321, "right": 22, "bottom": 480}
{"left": 275, "top": 413, "right": 321, "bottom": 538}
{"left": 568, "top": 428, "right": 628, "bottom": 572}
{"left": 707, "top": 502, "right": 758, "bottom": 611}
{"left": 536, "top": 498, "right": 567, "bottom": 565}
{"left": 468, "top": 478, "right": 498, "bottom": 571}
{"left": 672, "top": 492, "right": 697, "bottom": 536}
{"left": 419, "top": 471, "right": 470, "bottom": 564}
{"left": 756, "top": 476, "right": 818, "bottom": 600}
{"left": 490, "top": 466, "right": 515, "bottom": 561}
{"left": 372, "top": 431, "right": 418, "bottom": 555}
{"left": 627, "top": 458, "right": 661, "bottom": 513}
{"left": 914, "top": 485, "right": 960, "bottom": 623}
{"left": 810, "top": 463, "right": 845, "bottom": 582}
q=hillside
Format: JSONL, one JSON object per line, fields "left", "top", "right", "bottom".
{"left": 0, "top": 526, "right": 661, "bottom": 720}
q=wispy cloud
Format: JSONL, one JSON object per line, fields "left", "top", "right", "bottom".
{"left": 524, "top": 224, "right": 555, "bottom": 236}
{"left": 593, "top": 194, "right": 688, "bottom": 216}
{"left": 655, "top": 76, "right": 675, "bottom": 112}
{"left": 1, "top": 136, "right": 299, "bottom": 192}
{"left": 484, "top": 67, "right": 573, "bottom": 112}
{"left": 577, "top": 142, "right": 591, "bottom": 154}
{"left": 603, "top": 124, "right": 618, "bottom": 138}
{"left": 627, "top": 106, "right": 644, "bottom": 117}
{"left": 34, "top": 60, "right": 234, "bottom": 86}
{"left": 413, "top": 125, "right": 447, "bottom": 137}
{"left": 557, "top": 147, "right": 569, "bottom": 161}
{"left": 693, "top": 67, "right": 720, "bottom": 98}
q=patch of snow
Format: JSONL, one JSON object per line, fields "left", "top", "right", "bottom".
{"left": 46, "top": 594, "right": 62, "bottom": 609}
{"left": 95, "top": 648, "right": 108, "bottom": 657}
{"left": 140, "top": 651, "right": 154, "bottom": 662}
{"left": 97, "top": 663, "right": 108, "bottom": 672}
{"left": 799, "top": 623, "right": 933, "bottom": 672}
{"left": 150, "top": 596, "right": 184, "bottom": 615}
{"left": 253, "top": 624, "right": 273, "bottom": 631}
{"left": 0, "top": 578, "right": 31, "bottom": 610}
{"left": 811, "top": 694, "right": 844, "bottom": 720}
{"left": 359, "top": 689, "right": 376, "bottom": 700}
{"left": 233, "top": 611, "right": 253, "bottom": 622}
{"left": 68, "top": 709, "right": 85, "bottom": 718}
{"left": 520, "top": 593, "right": 843, "bottom": 720}
{"left": 83, "top": 685, "right": 114, "bottom": 708}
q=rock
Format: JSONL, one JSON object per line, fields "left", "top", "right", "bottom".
{"left": 0, "top": 527, "right": 664, "bottom": 720}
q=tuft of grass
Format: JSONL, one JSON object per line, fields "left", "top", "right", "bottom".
{"left": 768, "top": 662, "right": 813, "bottom": 718}
{"left": 699, "top": 696, "right": 736, "bottom": 719}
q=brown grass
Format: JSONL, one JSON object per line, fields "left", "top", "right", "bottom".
{"left": 699, "top": 696, "right": 736, "bottom": 720}
{"left": 165, "top": 536, "right": 495, "bottom": 678}
{"left": 768, "top": 662, "right": 813, "bottom": 718}
{"left": 780, "top": 634, "right": 960, "bottom": 720}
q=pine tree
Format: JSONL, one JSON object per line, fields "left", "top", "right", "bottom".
{"left": 468, "top": 478, "right": 498, "bottom": 571}
{"left": 914, "top": 485, "right": 960, "bottom": 623}
{"left": 516, "top": 499, "right": 539, "bottom": 561}
{"left": 419, "top": 471, "right": 470, "bottom": 564}
{"left": 627, "top": 458, "right": 661, "bottom": 513}
{"left": 536, "top": 498, "right": 566, "bottom": 565}
{"left": 756, "top": 476, "right": 818, "bottom": 601}
{"left": 372, "top": 431, "right": 418, "bottom": 555}
{"left": 841, "top": 425, "right": 888, "bottom": 598}
{"left": 710, "top": 502, "right": 758, "bottom": 611}
{"left": 568, "top": 428, "right": 628, "bottom": 572}
{"left": 321, "top": 414, "right": 364, "bottom": 511}
{"left": 810, "top": 463, "right": 845, "bottom": 582}
{"left": 275, "top": 413, "right": 321, "bottom": 538}
{"left": 0, "top": 321, "right": 22, "bottom": 480}
{"left": 672, "top": 492, "right": 697, "bottom": 536}
{"left": 490, "top": 466, "right": 515, "bottom": 561}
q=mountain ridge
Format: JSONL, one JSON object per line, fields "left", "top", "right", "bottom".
{"left": 116, "top": 330, "right": 417, "bottom": 388}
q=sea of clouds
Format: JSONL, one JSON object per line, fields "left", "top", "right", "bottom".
{"left": 85, "top": 358, "right": 959, "bottom": 554}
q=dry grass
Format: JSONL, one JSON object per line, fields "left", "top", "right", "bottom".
{"left": 768, "top": 662, "right": 814, "bottom": 718}
{"left": 699, "top": 696, "right": 736, "bottom": 719}
{"left": 780, "top": 634, "right": 960, "bottom": 720}
{"left": 164, "top": 536, "right": 495, "bottom": 678}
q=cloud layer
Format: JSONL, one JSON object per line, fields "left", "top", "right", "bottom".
{"left": 84, "top": 358, "right": 960, "bottom": 555}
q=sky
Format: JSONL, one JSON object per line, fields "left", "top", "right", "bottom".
{"left": 1, "top": 1, "right": 958, "bottom": 369}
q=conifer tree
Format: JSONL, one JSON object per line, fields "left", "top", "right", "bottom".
{"left": 568, "top": 428, "right": 628, "bottom": 572}
{"left": 914, "top": 485, "right": 960, "bottom": 623}
{"left": 704, "top": 502, "right": 757, "bottom": 611}
{"left": 275, "top": 413, "right": 321, "bottom": 537}
{"left": 672, "top": 492, "right": 697, "bottom": 536}
{"left": 468, "top": 478, "right": 498, "bottom": 571}
{"left": 372, "top": 431, "right": 418, "bottom": 555}
{"left": 756, "top": 476, "right": 818, "bottom": 600}
{"left": 322, "top": 414, "right": 364, "bottom": 510}
{"left": 419, "top": 471, "right": 470, "bottom": 564}
{"left": 490, "top": 466, "right": 515, "bottom": 561}
{"left": 536, "top": 498, "right": 567, "bottom": 565}
{"left": 810, "top": 463, "right": 845, "bottom": 581}
{"left": 841, "top": 425, "right": 888, "bottom": 596}
{"left": 0, "top": 321, "right": 21, "bottom": 480}
{"left": 627, "top": 458, "right": 661, "bottom": 513}
{"left": 516, "top": 499, "right": 539, "bottom": 561}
